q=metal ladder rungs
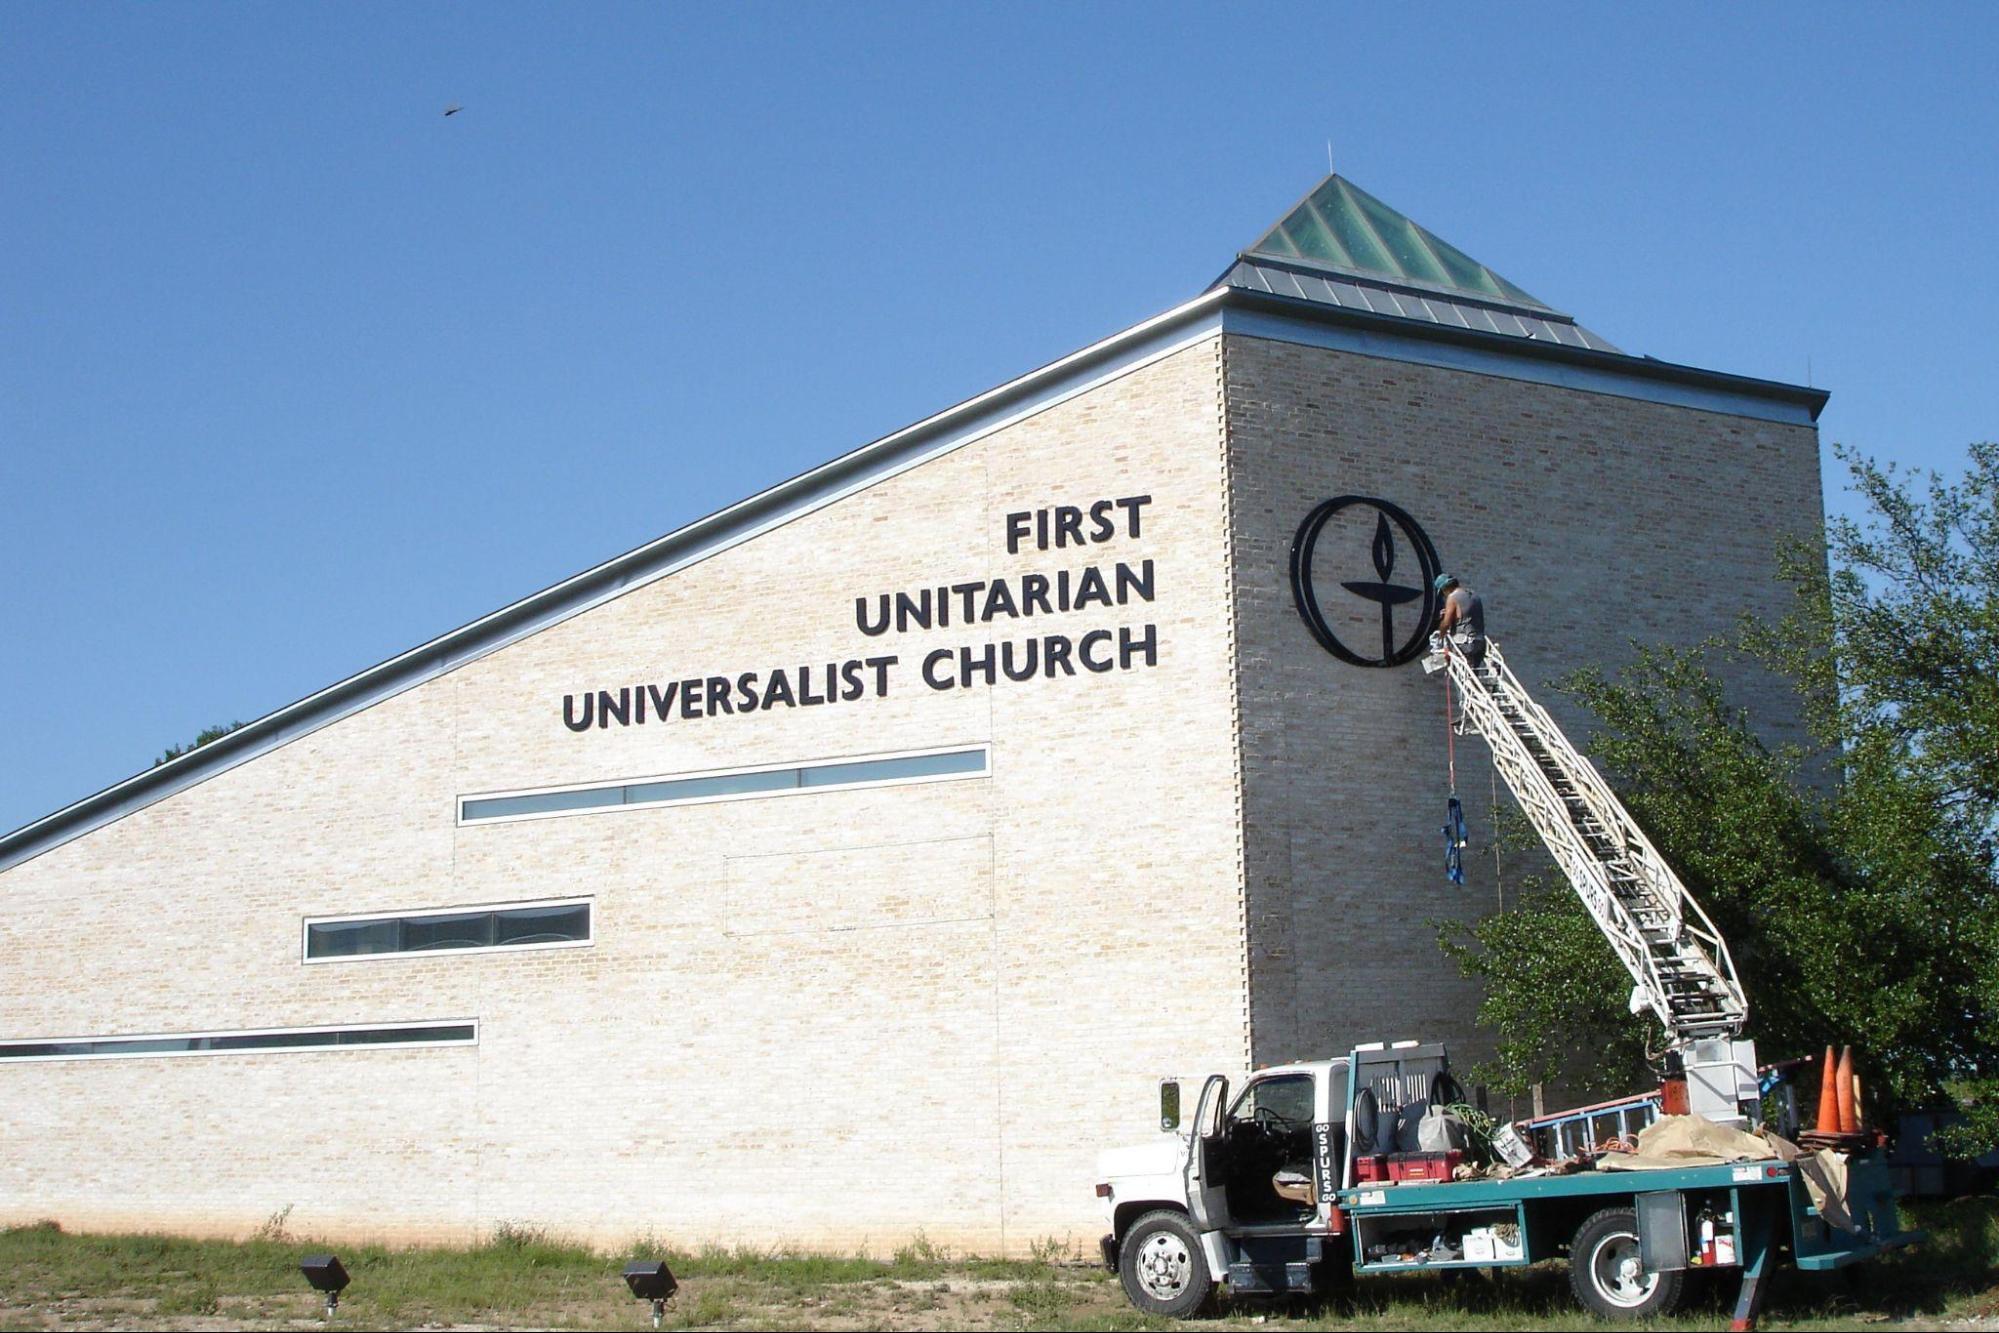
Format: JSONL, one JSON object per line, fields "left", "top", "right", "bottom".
{"left": 1447, "top": 639, "right": 1747, "bottom": 1046}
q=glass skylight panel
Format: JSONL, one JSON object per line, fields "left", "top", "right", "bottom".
{"left": 1242, "top": 175, "right": 1551, "bottom": 314}
{"left": 1415, "top": 231, "right": 1502, "bottom": 298}
{"left": 1255, "top": 226, "right": 1298, "bottom": 257}
{"left": 1347, "top": 184, "right": 1449, "bottom": 286}
{"left": 1314, "top": 181, "right": 1394, "bottom": 276}
{"left": 1281, "top": 212, "right": 1342, "bottom": 264}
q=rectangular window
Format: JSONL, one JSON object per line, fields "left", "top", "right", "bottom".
{"left": 303, "top": 898, "right": 592, "bottom": 963}
{"left": 458, "top": 745, "right": 990, "bottom": 825}
{"left": 0, "top": 1020, "right": 477, "bottom": 1063}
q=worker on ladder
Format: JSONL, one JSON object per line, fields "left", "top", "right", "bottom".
{"left": 1432, "top": 572, "right": 1486, "bottom": 668}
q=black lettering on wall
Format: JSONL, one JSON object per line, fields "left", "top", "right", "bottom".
{"left": 1115, "top": 560, "right": 1155, "bottom": 604}
{"left": 866, "top": 656, "right": 896, "bottom": 695}
{"left": 961, "top": 643, "right": 996, "bottom": 687}
{"left": 1005, "top": 510, "right": 1032, "bottom": 555}
{"left": 598, "top": 687, "right": 630, "bottom": 728}
{"left": 1089, "top": 498, "right": 1115, "bottom": 542}
{"left": 1073, "top": 565, "right": 1112, "bottom": 611}
{"left": 895, "top": 590, "right": 933, "bottom": 633}
{"left": 1044, "top": 635, "right": 1075, "bottom": 677}
{"left": 1002, "top": 639, "right": 1038, "bottom": 681}
{"left": 1121, "top": 623, "right": 1159, "bottom": 669}
{"left": 1021, "top": 573, "right": 1052, "bottom": 616}
{"left": 564, "top": 488, "right": 1164, "bottom": 731}
{"left": 922, "top": 648, "right": 954, "bottom": 691}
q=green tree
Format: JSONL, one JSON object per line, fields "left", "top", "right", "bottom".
{"left": 154, "top": 721, "right": 246, "bottom": 768}
{"left": 1443, "top": 444, "right": 1999, "bottom": 1153}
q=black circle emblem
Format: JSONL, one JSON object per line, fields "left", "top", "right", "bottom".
{"left": 1290, "top": 496, "right": 1443, "bottom": 668}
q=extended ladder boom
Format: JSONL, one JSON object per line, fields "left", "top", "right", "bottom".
{"left": 1432, "top": 638, "right": 1748, "bottom": 1050}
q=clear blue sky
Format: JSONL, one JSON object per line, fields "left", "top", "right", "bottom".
{"left": 3, "top": 3, "right": 1995, "bottom": 835}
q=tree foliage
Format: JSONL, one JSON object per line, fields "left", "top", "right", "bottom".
{"left": 154, "top": 721, "right": 246, "bottom": 768}
{"left": 1443, "top": 444, "right": 1999, "bottom": 1153}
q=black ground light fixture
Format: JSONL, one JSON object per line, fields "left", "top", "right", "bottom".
{"left": 299, "top": 1253, "right": 349, "bottom": 1318}
{"left": 622, "top": 1259, "right": 678, "bottom": 1328}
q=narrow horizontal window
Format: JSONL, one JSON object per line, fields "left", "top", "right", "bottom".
{"left": 304, "top": 899, "right": 591, "bottom": 962}
{"left": 0, "top": 1020, "right": 476, "bottom": 1063}
{"left": 459, "top": 746, "right": 989, "bottom": 825}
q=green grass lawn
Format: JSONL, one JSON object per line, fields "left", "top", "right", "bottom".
{"left": 1, "top": 1198, "right": 1994, "bottom": 1331}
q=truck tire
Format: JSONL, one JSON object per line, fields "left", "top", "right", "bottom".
{"left": 1118, "top": 1209, "right": 1214, "bottom": 1319}
{"left": 1569, "top": 1206, "right": 1684, "bottom": 1319}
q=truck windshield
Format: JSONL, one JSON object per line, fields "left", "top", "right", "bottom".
{"left": 1230, "top": 1073, "right": 1314, "bottom": 1127}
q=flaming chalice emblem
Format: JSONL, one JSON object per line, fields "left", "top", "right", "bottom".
{"left": 1340, "top": 513, "right": 1424, "bottom": 663}
{"left": 1288, "top": 495, "right": 1443, "bottom": 668}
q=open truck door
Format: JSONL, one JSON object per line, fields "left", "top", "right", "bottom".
{"left": 1185, "top": 1073, "right": 1233, "bottom": 1231}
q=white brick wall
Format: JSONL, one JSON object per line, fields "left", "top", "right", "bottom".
{"left": 0, "top": 338, "right": 1248, "bottom": 1252}
{"left": 0, "top": 325, "right": 1828, "bottom": 1252}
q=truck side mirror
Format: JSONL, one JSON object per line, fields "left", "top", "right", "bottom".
{"left": 1160, "top": 1079, "right": 1182, "bottom": 1132}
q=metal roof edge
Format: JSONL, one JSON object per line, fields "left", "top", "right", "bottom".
{"left": 1218, "top": 286, "right": 1829, "bottom": 422}
{"left": 1226, "top": 251, "right": 1574, "bottom": 322}
{"left": 0, "top": 290, "right": 1230, "bottom": 875}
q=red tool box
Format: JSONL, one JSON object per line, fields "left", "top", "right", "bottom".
{"left": 1386, "top": 1150, "right": 1464, "bottom": 1182}
{"left": 1352, "top": 1154, "right": 1390, "bottom": 1183}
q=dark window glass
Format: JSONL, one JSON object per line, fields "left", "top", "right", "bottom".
{"left": 306, "top": 919, "right": 401, "bottom": 958}
{"left": 306, "top": 904, "right": 589, "bottom": 959}
{"left": 400, "top": 911, "right": 498, "bottom": 953}
{"left": 624, "top": 769, "right": 797, "bottom": 804}
{"left": 799, "top": 750, "right": 987, "bottom": 787}
{"left": 1232, "top": 1074, "right": 1317, "bottom": 1127}
{"left": 336, "top": 1024, "right": 475, "bottom": 1046}
{"left": 460, "top": 787, "right": 613, "bottom": 821}
{"left": 0, "top": 1024, "right": 474, "bottom": 1061}
{"left": 460, "top": 749, "right": 986, "bottom": 823}
{"left": 494, "top": 903, "right": 590, "bottom": 945}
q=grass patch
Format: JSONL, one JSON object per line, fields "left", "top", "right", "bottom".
{"left": 0, "top": 1197, "right": 1993, "bottom": 1330}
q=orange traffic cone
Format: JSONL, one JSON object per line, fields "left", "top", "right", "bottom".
{"left": 1851, "top": 1072, "right": 1866, "bottom": 1133}
{"left": 1835, "top": 1046, "right": 1858, "bottom": 1134}
{"left": 1815, "top": 1044, "right": 1841, "bottom": 1134}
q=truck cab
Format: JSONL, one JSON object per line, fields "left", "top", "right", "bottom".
{"left": 1095, "top": 1051, "right": 1377, "bottom": 1317}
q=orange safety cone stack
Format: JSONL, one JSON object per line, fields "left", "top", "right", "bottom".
{"left": 1835, "top": 1046, "right": 1859, "bottom": 1134}
{"left": 1815, "top": 1044, "right": 1841, "bottom": 1134}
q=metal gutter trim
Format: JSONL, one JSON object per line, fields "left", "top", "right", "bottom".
{"left": 0, "top": 291, "right": 1229, "bottom": 874}
{"left": 1218, "top": 286, "right": 1828, "bottom": 421}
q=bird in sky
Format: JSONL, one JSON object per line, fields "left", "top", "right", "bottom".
{"left": 444, "top": 104, "right": 463, "bottom": 117}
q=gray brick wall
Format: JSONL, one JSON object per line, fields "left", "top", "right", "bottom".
{"left": 1222, "top": 332, "right": 1824, "bottom": 1083}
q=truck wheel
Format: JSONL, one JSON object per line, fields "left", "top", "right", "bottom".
{"left": 1569, "top": 1206, "right": 1683, "bottom": 1319}
{"left": 1118, "top": 1210, "right": 1214, "bottom": 1319}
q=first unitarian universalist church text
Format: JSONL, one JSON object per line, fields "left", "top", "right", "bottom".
{"left": 560, "top": 495, "right": 1162, "bottom": 730}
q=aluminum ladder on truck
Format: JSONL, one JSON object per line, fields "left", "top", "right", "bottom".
{"left": 1428, "top": 637, "right": 1749, "bottom": 1051}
